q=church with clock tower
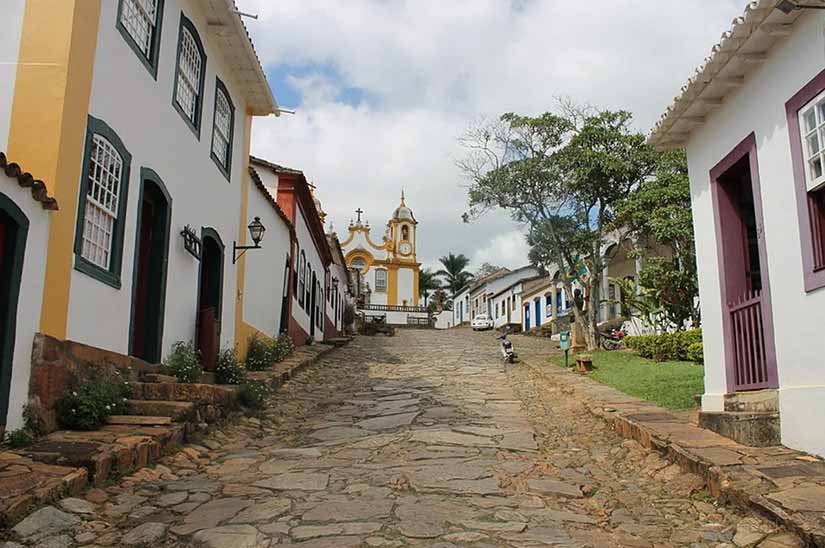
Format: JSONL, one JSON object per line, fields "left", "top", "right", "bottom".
{"left": 340, "top": 192, "right": 421, "bottom": 307}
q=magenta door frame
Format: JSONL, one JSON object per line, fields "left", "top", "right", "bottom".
{"left": 709, "top": 132, "right": 779, "bottom": 392}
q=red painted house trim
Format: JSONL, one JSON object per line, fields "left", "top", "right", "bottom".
{"left": 786, "top": 67, "right": 825, "bottom": 293}
{"left": 709, "top": 132, "right": 779, "bottom": 392}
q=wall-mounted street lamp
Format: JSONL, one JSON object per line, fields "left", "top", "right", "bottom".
{"left": 776, "top": 0, "right": 825, "bottom": 14}
{"left": 233, "top": 217, "right": 266, "bottom": 264}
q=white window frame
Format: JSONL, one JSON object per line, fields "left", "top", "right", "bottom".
{"left": 81, "top": 135, "right": 124, "bottom": 270}
{"left": 119, "top": 0, "right": 158, "bottom": 59}
{"left": 799, "top": 88, "right": 825, "bottom": 192}
{"left": 375, "top": 269, "right": 388, "bottom": 292}
{"left": 211, "top": 79, "right": 234, "bottom": 176}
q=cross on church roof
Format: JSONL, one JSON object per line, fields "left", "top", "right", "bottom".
{"left": 355, "top": 208, "right": 364, "bottom": 223}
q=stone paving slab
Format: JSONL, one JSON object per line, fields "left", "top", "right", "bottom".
{"left": 520, "top": 342, "right": 825, "bottom": 547}
{"left": 1, "top": 330, "right": 805, "bottom": 547}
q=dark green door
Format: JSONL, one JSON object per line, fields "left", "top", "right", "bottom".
{"left": 130, "top": 177, "right": 171, "bottom": 363}
{"left": 0, "top": 193, "right": 29, "bottom": 430}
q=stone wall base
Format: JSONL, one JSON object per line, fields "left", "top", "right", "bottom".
{"left": 698, "top": 411, "right": 781, "bottom": 447}
{"left": 28, "top": 334, "right": 159, "bottom": 433}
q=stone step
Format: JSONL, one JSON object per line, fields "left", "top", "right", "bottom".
{"left": 106, "top": 415, "right": 172, "bottom": 426}
{"left": 127, "top": 399, "right": 195, "bottom": 421}
{"left": 141, "top": 373, "right": 178, "bottom": 383}
{"left": 129, "top": 382, "right": 237, "bottom": 405}
{"left": 698, "top": 410, "right": 781, "bottom": 447}
{"left": 723, "top": 389, "right": 779, "bottom": 413}
{"left": 18, "top": 423, "right": 185, "bottom": 486}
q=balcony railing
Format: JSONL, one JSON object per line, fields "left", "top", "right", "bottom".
{"left": 361, "top": 304, "right": 429, "bottom": 313}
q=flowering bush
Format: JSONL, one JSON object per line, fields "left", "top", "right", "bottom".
{"left": 238, "top": 380, "right": 271, "bottom": 410}
{"left": 271, "top": 334, "right": 295, "bottom": 363}
{"left": 246, "top": 333, "right": 294, "bottom": 371}
{"left": 245, "top": 334, "right": 275, "bottom": 371}
{"left": 55, "top": 375, "right": 132, "bottom": 430}
{"left": 216, "top": 346, "right": 246, "bottom": 385}
{"left": 163, "top": 341, "right": 203, "bottom": 383}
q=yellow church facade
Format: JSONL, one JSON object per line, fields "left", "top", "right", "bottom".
{"left": 341, "top": 193, "right": 421, "bottom": 307}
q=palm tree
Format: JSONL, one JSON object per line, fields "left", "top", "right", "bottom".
{"left": 418, "top": 268, "right": 441, "bottom": 306}
{"left": 436, "top": 253, "right": 473, "bottom": 297}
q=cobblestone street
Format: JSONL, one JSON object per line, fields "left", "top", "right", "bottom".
{"left": 8, "top": 329, "right": 797, "bottom": 547}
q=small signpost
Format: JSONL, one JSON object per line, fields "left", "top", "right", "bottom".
{"left": 560, "top": 331, "right": 571, "bottom": 368}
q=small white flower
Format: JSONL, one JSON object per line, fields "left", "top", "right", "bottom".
{"left": 72, "top": 391, "right": 78, "bottom": 397}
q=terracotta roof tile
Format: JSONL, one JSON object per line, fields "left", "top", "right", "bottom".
{"left": 648, "top": 0, "right": 820, "bottom": 149}
{"left": 0, "top": 152, "right": 58, "bottom": 210}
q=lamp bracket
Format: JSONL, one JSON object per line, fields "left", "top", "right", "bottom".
{"left": 233, "top": 242, "right": 262, "bottom": 264}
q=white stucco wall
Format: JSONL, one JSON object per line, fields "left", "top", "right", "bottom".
{"left": 243, "top": 183, "right": 291, "bottom": 337}
{"left": 0, "top": 0, "right": 25, "bottom": 152}
{"left": 292, "top": 206, "right": 326, "bottom": 342}
{"left": 1, "top": 181, "right": 50, "bottom": 431}
{"left": 327, "top": 261, "right": 349, "bottom": 333}
{"left": 452, "top": 289, "right": 470, "bottom": 325}
{"left": 434, "top": 310, "right": 452, "bottom": 329}
{"left": 684, "top": 11, "right": 825, "bottom": 456}
{"left": 65, "top": 0, "right": 252, "bottom": 358}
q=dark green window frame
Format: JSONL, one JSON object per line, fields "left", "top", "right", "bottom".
{"left": 116, "top": 0, "right": 165, "bottom": 80}
{"left": 210, "top": 77, "right": 235, "bottom": 181}
{"left": 73, "top": 115, "right": 132, "bottom": 289}
{"left": 172, "top": 12, "right": 207, "bottom": 139}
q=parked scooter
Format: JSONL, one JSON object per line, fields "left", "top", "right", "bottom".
{"left": 497, "top": 329, "right": 518, "bottom": 364}
{"left": 600, "top": 327, "right": 625, "bottom": 351}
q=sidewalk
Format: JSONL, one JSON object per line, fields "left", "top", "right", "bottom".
{"left": 522, "top": 356, "right": 825, "bottom": 547}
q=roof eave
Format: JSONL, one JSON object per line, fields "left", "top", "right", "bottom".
{"left": 648, "top": 0, "right": 813, "bottom": 149}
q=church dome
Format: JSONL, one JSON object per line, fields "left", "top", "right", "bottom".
{"left": 391, "top": 191, "right": 416, "bottom": 222}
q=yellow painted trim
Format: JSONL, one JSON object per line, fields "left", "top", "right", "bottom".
{"left": 344, "top": 249, "right": 375, "bottom": 273}
{"left": 340, "top": 225, "right": 387, "bottom": 250}
{"left": 387, "top": 266, "right": 398, "bottom": 306}
{"left": 7, "top": 0, "right": 102, "bottom": 338}
{"left": 234, "top": 112, "right": 254, "bottom": 358}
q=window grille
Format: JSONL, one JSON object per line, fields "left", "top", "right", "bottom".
{"left": 176, "top": 27, "right": 202, "bottom": 122}
{"left": 120, "top": 0, "right": 157, "bottom": 58}
{"left": 375, "top": 269, "right": 387, "bottom": 292}
{"left": 81, "top": 135, "right": 123, "bottom": 269}
{"left": 212, "top": 88, "right": 231, "bottom": 168}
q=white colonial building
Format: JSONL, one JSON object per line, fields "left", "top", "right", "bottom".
{"left": 649, "top": 1, "right": 825, "bottom": 456}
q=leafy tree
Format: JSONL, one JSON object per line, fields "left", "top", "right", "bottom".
{"left": 418, "top": 268, "right": 441, "bottom": 306}
{"left": 436, "top": 253, "right": 473, "bottom": 296}
{"left": 458, "top": 109, "right": 658, "bottom": 349}
{"left": 430, "top": 288, "right": 450, "bottom": 310}
{"left": 613, "top": 149, "right": 699, "bottom": 329}
{"left": 474, "top": 262, "right": 505, "bottom": 279}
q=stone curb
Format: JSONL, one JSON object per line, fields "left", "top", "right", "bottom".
{"left": 522, "top": 358, "right": 825, "bottom": 548}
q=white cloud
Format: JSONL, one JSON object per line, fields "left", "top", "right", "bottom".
{"left": 241, "top": 0, "right": 745, "bottom": 271}
{"left": 472, "top": 230, "right": 532, "bottom": 271}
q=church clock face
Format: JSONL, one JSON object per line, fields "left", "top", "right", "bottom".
{"left": 399, "top": 242, "right": 412, "bottom": 256}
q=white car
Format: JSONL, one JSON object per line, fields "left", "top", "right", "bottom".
{"left": 471, "top": 313, "right": 494, "bottom": 331}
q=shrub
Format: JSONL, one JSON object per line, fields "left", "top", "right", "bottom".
{"left": 271, "top": 334, "right": 294, "bottom": 363}
{"left": 5, "top": 429, "right": 34, "bottom": 448}
{"left": 163, "top": 341, "right": 203, "bottom": 383}
{"left": 625, "top": 329, "right": 702, "bottom": 362}
{"left": 216, "top": 346, "right": 246, "bottom": 385}
{"left": 245, "top": 334, "right": 275, "bottom": 371}
{"left": 238, "top": 381, "right": 271, "bottom": 410}
{"left": 687, "top": 342, "right": 704, "bottom": 363}
{"left": 55, "top": 375, "right": 132, "bottom": 430}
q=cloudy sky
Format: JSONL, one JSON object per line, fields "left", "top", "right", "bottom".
{"left": 242, "top": 0, "right": 745, "bottom": 273}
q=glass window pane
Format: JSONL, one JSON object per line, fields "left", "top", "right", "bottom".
{"left": 808, "top": 132, "right": 821, "bottom": 157}
{"left": 805, "top": 108, "right": 818, "bottom": 134}
{"left": 811, "top": 156, "right": 823, "bottom": 181}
